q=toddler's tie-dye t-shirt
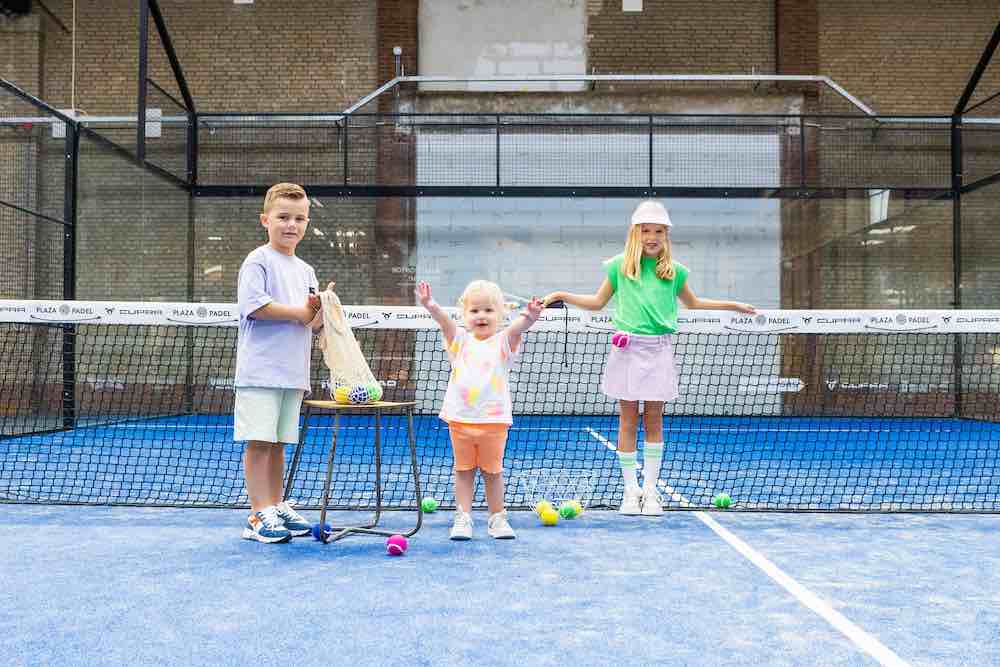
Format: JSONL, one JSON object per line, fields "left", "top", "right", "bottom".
{"left": 439, "top": 328, "right": 518, "bottom": 425}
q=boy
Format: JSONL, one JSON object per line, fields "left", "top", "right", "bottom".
{"left": 235, "top": 182, "right": 324, "bottom": 543}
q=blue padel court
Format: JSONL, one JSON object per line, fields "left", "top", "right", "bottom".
{"left": 4, "top": 414, "right": 998, "bottom": 512}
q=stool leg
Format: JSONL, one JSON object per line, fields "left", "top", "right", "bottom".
{"left": 318, "top": 412, "right": 340, "bottom": 544}
{"left": 282, "top": 403, "right": 312, "bottom": 501}
{"left": 371, "top": 408, "right": 382, "bottom": 527}
{"left": 402, "top": 407, "right": 423, "bottom": 537}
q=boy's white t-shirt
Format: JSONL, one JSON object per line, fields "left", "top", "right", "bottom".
{"left": 235, "top": 244, "right": 318, "bottom": 392}
{"left": 439, "top": 328, "right": 518, "bottom": 425}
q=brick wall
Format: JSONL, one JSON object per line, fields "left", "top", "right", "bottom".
{"left": 2, "top": 0, "right": 999, "bottom": 310}
{"left": 587, "top": 0, "right": 775, "bottom": 76}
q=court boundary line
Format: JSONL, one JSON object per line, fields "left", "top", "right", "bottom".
{"left": 584, "top": 426, "right": 910, "bottom": 666}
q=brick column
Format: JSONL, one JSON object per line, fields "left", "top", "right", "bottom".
{"left": 374, "top": 0, "right": 419, "bottom": 306}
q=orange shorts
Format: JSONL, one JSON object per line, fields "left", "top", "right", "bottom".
{"left": 448, "top": 422, "right": 509, "bottom": 474}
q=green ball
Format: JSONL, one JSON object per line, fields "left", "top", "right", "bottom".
{"left": 712, "top": 493, "right": 732, "bottom": 509}
{"left": 420, "top": 497, "right": 439, "bottom": 513}
{"left": 367, "top": 383, "right": 383, "bottom": 402}
{"left": 559, "top": 503, "right": 577, "bottom": 519}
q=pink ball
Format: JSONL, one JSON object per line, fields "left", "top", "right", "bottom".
{"left": 612, "top": 332, "right": 630, "bottom": 349}
{"left": 386, "top": 534, "right": 408, "bottom": 556}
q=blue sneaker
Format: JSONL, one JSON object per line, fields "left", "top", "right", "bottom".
{"left": 275, "top": 500, "right": 312, "bottom": 537}
{"left": 242, "top": 506, "right": 292, "bottom": 543}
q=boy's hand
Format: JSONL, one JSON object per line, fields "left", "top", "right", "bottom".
{"left": 307, "top": 293, "right": 321, "bottom": 312}
{"left": 415, "top": 281, "right": 434, "bottom": 307}
{"left": 300, "top": 303, "right": 318, "bottom": 325}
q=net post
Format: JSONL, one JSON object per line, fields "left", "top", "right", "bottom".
{"left": 62, "top": 122, "right": 79, "bottom": 429}
{"left": 951, "top": 113, "right": 964, "bottom": 417}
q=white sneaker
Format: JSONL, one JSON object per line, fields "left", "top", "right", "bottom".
{"left": 487, "top": 511, "right": 516, "bottom": 539}
{"left": 619, "top": 486, "right": 642, "bottom": 515}
{"left": 449, "top": 510, "right": 473, "bottom": 540}
{"left": 641, "top": 487, "right": 664, "bottom": 516}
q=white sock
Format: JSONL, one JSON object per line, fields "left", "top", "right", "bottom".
{"left": 617, "top": 450, "right": 639, "bottom": 490}
{"left": 643, "top": 442, "right": 664, "bottom": 492}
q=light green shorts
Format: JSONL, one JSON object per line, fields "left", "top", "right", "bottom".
{"left": 234, "top": 387, "right": 306, "bottom": 444}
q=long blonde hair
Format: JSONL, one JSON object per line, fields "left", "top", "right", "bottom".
{"left": 621, "top": 224, "right": 675, "bottom": 281}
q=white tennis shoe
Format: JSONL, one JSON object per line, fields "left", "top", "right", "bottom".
{"left": 488, "top": 511, "right": 516, "bottom": 539}
{"left": 619, "top": 486, "right": 642, "bottom": 515}
{"left": 449, "top": 510, "right": 473, "bottom": 540}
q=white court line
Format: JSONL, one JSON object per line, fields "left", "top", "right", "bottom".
{"left": 585, "top": 427, "right": 910, "bottom": 667}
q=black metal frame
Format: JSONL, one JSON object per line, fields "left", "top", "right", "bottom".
{"left": 2, "top": 8, "right": 998, "bottom": 438}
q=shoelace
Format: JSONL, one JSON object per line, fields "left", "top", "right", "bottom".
{"left": 277, "top": 500, "right": 303, "bottom": 520}
{"left": 259, "top": 506, "right": 284, "bottom": 530}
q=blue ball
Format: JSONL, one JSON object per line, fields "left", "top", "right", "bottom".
{"left": 311, "top": 522, "right": 332, "bottom": 541}
{"left": 348, "top": 385, "right": 371, "bottom": 404}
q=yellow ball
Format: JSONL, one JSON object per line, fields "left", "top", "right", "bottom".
{"left": 540, "top": 508, "right": 559, "bottom": 526}
{"left": 569, "top": 500, "right": 584, "bottom": 515}
{"left": 534, "top": 500, "right": 553, "bottom": 516}
{"left": 333, "top": 386, "right": 351, "bottom": 404}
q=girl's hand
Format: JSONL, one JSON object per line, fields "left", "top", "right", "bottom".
{"left": 415, "top": 281, "right": 433, "bottom": 307}
{"left": 734, "top": 302, "right": 756, "bottom": 314}
{"left": 543, "top": 292, "right": 564, "bottom": 307}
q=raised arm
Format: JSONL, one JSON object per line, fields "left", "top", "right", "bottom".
{"left": 506, "top": 297, "right": 544, "bottom": 353}
{"left": 415, "top": 281, "right": 458, "bottom": 344}
{"left": 678, "top": 283, "right": 755, "bottom": 313}
{"left": 543, "top": 278, "right": 614, "bottom": 312}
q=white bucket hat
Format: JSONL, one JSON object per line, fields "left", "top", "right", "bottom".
{"left": 630, "top": 200, "right": 672, "bottom": 227}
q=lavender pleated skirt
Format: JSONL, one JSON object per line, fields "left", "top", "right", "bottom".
{"left": 600, "top": 332, "right": 680, "bottom": 402}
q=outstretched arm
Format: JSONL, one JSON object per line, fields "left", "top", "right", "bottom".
{"left": 543, "top": 278, "right": 614, "bottom": 312}
{"left": 415, "top": 281, "right": 458, "bottom": 344}
{"left": 506, "top": 297, "right": 544, "bottom": 353}
{"left": 250, "top": 302, "right": 317, "bottom": 325}
{"left": 678, "top": 283, "right": 755, "bottom": 313}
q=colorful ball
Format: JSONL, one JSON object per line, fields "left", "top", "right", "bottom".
{"left": 712, "top": 493, "right": 733, "bottom": 509}
{"left": 367, "top": 383, "right": 383, "bottom": 402}
{"left": 311, "top": 522, "right": 332, "bottom": 541}
{"left": 333, "top": 386, "right": 351, "bottom": 404}
{"left": 559, "top": 503, "right": 578, "bottom": 519}
{"left": 386, "top": 534, "right": 408, "bottom": 555}
{"left": 540, "top": 508, "right": 559, "bottom": 526}
{"left": 420, "top": 497, "right": 439, "bottom": 513}
{"left": 569, "top": 499, "right": 584, "bottom": 515}
{"left": 534, "top": 500, "right": 553, "bottom": 516}
{"left": 348, "top": 385, "right": 371, "bottom": 404}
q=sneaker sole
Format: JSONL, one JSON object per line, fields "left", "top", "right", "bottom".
{"left": 618, "top": 507, "right": 642, "bottom": 515}
{"left": 286, "top": 527, "right": 312, "bottom": 537}
{"left": 489, "top": 532, "right": 516, "bottom": 539}
{"left": 449, "top": 533, "right": 472, "bottom": 541}
{"left": 641, "top": 509, "right": 664, "bottom": 516}
{"left": 241, "top": 528, "right": 292, "bottom": 544}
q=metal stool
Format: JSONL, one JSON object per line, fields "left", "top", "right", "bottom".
{"left": 284, "top": 400, "right": 422, "bottom": 543}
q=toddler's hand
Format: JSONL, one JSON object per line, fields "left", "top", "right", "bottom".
{"left": 415, "top": 281, "right": 434, "bottom": 307}
{"left": 524, "top": 297, "right": 544, "bottom": 321}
